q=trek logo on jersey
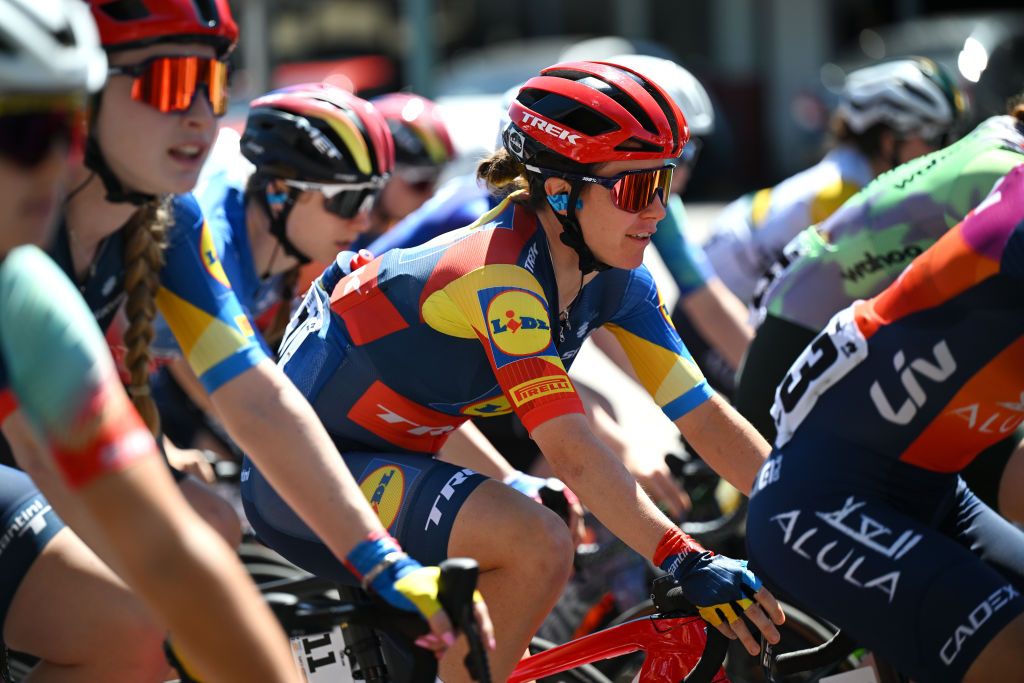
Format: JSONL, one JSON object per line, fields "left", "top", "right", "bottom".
{"left": 869, "top": 340, "right": 957, "bottom": 425}
{"left": 519, "top": 112, "right": 580, "bottom": 145}
{"left": 199, "top": 221, "right": 230, "bottom": 287}
{"left": 939, "top": 584, "right": 1019, "bottom": 666}
{"left": 425, "top": 468, "right": 476, "bottom": 530}
{"left": 359, "top": 465, "right": 406, "bottom": 531}
{"left": 485, "top": 289, "right": 553, "bottom": 357}
{"left": 509, "top": 375, "right": 574, "bottom": 407}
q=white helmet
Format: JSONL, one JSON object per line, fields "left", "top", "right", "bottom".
{"left": 836, "top": 57, "right": 964, "bottom": 140}
{"left": 0, "top": 0, "right": 107, "bottom": 94}
{"left": 609, "top": 54, "right": 715, "bottom": 136}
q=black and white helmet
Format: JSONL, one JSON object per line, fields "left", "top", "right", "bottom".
{"left": 837, "top": 56, "right": 965, "bottom": 141}
{"left": 0, "top": 0, "right": 107, "bottom": 93}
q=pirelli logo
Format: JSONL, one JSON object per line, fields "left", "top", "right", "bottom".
{"left": 510, "top": 375, "right": 574, "bottom": 407}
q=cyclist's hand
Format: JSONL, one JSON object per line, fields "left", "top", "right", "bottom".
{"left": 163, "top": 441, "right": 216, "bottom": 484}
{"left": 663, "top": 550, "right": 785, "bottom": 656}
{"left": 346, "top": 533, "right": 495, "bottom": 655}
{"left": 621, "top": 448, "right": 692, "bottom": 519}
{"left": 394, "top": 566, "right": 496, "bottom": 655}
{"left": 504, "top": 471, "right": 585, "bottom": 545}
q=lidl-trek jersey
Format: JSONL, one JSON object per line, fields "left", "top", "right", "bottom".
{"left": 48, "top": 193, "right": 267, "bottom": 394}
{"left": 280, "top": 193, "right": 713, "bottom": 454}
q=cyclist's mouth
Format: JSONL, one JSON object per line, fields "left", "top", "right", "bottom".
{"left": 168, "top": 143, "right": 207, "bottom": 164}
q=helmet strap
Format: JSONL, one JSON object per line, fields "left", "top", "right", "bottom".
{"left": 83, "top": 92, "right": 157, "bottom": 206}
{"left": 555, "top": 182, "right": 611, "bottom": 275}
{"left": 256, "top": 180, "right": 311, "bottom": 265}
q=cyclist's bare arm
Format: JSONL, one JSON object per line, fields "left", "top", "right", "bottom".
{"left": 673, "top": 394, "right": 771, "bottom": 495}
{"left": 213, "top": 360, "right": 401, "bottom": 559}
{"left": 439, "top": 421, "right": 516, "bottom": 480}
{"left": 532, "top": 413, "right": 689, "bottom": 558}
{"left": 680, "top": 278, "right": 754, "bottom": 369}
{"left": 3, "top": 410, "right": 299, "bottom": 683}
{"left": 212, "top": 360, "right": 482, "bottom": 644}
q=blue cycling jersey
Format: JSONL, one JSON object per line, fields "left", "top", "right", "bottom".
{"left": 48, "top": 194, "right": 267, "bottom": 394}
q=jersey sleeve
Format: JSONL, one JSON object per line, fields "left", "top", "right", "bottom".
{"left": 604, "top": 266, "right": 713, "bottom": 420}
{"left": 652, "top": 194, "right": 715, "bottom": 297}
{"left": 421, "top": 263, "right": 584, "bottom": 432}
{"left": 154, "top": 195, "right": 267, "bottom": 393}
{"left": 0, "top": 247, "right": 155, "bottom": 488}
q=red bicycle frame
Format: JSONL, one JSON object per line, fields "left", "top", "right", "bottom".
{"left": 508, "top": 613, "right": 729, "bottom": 683}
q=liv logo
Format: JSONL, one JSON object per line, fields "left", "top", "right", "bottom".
{"left": 869, "top": 340, "right": 956, "bottom": 424}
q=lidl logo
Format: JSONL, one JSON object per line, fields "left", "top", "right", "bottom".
{"left": 359, "top": 465, "right": 405, "bottom": 531}
{"left": 199, "top": 221, "right": 230, "bottom": 287}
{"left": 460, "top": 395, "right": 513, "bottom": 417}
{"left": 486, "top": 289, "right": 552, "bottom": 357}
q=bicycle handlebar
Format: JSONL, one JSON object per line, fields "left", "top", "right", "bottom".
{"left": 769, "top": 628, "right": 858, "bottom": 676}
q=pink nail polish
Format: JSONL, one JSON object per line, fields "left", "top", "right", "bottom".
{"left": 443, "top": 631, "right": 455, "bottom": 647}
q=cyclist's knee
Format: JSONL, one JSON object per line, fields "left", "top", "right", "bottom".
{"left": 962, "top": 611, "right": 1024, "bottom": 683}
{"left": 179, "top": 475, "right": 242, "bottom": 547}
{"left": 516, "top": 502, "right": 574, "bottom": 581}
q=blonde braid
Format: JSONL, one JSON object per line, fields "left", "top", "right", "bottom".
{"left": 122, "top": 197, "right": 171, "bottom": 435}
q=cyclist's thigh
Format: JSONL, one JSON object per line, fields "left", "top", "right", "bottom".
{"left": 4, "top": 525, "right": 165, "bottom": 666}
{"left": 241, "top": 452, "right": 487, "bottom": 583}
{"left": 747, "top": 450, "right": 1024, "bottom": 683}
{"left": 0, "top": 465, "right": 64, "bottom": 635}
{"left": 734, "top": 314, "right": 815, "bottom": 441}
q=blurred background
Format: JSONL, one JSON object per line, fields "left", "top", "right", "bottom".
{"left": 224, "top": 0, "right": 1024, "bottom": 200}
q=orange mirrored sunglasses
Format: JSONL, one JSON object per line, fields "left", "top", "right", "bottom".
{"left": 108, "top": 56, "right": 229, "bottom": 117}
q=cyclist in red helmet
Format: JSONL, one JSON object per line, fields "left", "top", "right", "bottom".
{"left": 366, "top": 92, "right": 456, "bottom": 237}
{"left": 0, "top": 1, "right": 490, "bottom": 679}
{"left": 246, "top": 60, "right": 786, "bottom": 682}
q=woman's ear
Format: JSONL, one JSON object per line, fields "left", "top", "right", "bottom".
{"left": 543, "top": 176, "right": 570, "bottom": 198}
{"left": 266, "top": 179, "right": 290, "bottom": 211}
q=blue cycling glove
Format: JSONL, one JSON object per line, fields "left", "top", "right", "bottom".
{"left": 345, "top": 532, "right": 444, "bottom": 619}
{"left": 654, "top": 529, "right": 762, "bottom": 626}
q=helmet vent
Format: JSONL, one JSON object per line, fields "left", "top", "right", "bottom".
{"left": 98, "top": 0, "right": 151, "bottom": 21}
{"left": 192, "top": 0, "right": 223, "bottom": 27}
{"left": 521, "top": 90, "right": 616, "bottom": 136}
{"left": 614, "top": 138, "right": 662, "bottom": 153}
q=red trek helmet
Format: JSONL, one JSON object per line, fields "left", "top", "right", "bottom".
{"left": 502, "top": 60, "right": 689, "bottom": 171}
{"left": 87, "top": 0, "right": 238, "bottom": 57}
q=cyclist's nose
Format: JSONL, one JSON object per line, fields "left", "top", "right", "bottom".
{"left": 182, "top": 87, "right": 215, "bottom": 131}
